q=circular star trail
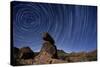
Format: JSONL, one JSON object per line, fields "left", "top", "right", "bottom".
{"left": 12, "top": 1, "right": 97, "bottom": 52}
{"left": 13, "top": 2, "right": 66, "bottom": 46}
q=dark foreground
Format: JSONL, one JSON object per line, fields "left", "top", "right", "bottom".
{"left": 12, "top": 32, "right": 97, "bottom": 66}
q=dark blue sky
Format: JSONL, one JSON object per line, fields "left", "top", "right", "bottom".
{"left": 12, "top": 1, "right": 97, "bottom": 52}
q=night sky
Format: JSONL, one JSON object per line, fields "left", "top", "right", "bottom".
{"left": 12, "top": 1, "right": 97, "bottom": 52}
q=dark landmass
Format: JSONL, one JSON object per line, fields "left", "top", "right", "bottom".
{"left": 13, "top": 32, "right": 97, "bottom": 66}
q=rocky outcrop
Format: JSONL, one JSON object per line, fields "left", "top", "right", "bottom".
{"left": 39, "top": 32, "right": 57, "bottom": 58}
{"left": 19, "top": 47, "right": 34, "bottom": 59}
{"left": 40, "top": 41, "right": 58, "bottom": 58}
{"left": 12, "top": 32, "right": 97, "bottom": 65}
{"left": 33, "top": 32, "right": 66, "bottom": 64}
{"left": 43, "top": 32, "right": 55, "bottom": 44}
{"left": 13, "top": 47, "right": 35, "bottom": 65}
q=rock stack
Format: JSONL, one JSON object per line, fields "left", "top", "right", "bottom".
{"left": 34, "top": 32, "right": 66, "bottom": 64}
{"left": 40, "top": 32, "right": 58, "bottom": 58}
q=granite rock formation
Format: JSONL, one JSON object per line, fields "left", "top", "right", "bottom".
{"left": 40, "top": 32, "right": 58, "bottom": 58}
{"left": 33, "top": 32, "right": 66, "bottom": 64}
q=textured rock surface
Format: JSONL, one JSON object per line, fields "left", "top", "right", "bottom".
{"left": 34, "top": 32, "right": 59, "bottom": 64}
{"left": 19, "top": 47, "right": 34, "bottom": 59}
{"left": 39, "top": 32, "right": 57, "bottom": 58}
{"left": 40, "top": 41, "right": 58, "bottom": 58}
{"left": 12, "top": 32, "right": 97, "bottom": 65}
{"left": 13, "top": 47, "right": 35, "bottom": 65}
{"left": 50, "top": 59, "right": 67, "bottom": 64}
{"left": 18, "top": 59, "right": 34, "bottom": 65}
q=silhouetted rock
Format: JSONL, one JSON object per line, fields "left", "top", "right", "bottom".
{"left": 40, "top": 32, "right": 58, "bottom": 58}
{"left": 13, "top": 47, "right": 19, "bottom": 59}
{"left": 34, "top": 32, "right": 62, "bottom": 64}
{"left": 19, "top": 47, "right": 34, "bottom": 59}
{"left": 13, "top": 47, "right": 20, "bottom": 65}
{"left": 13, "top": 47, "right": 35, "bottom": 65}
{"left": 43, "top": 32, "right": 55, "bottom": 44}
{"left": 12, "top": 32, "right": 97, "bottom": 65}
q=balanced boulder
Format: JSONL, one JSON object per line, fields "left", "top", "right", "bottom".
{"left": 34, "top": 32, "right": 58, "bottom": 64}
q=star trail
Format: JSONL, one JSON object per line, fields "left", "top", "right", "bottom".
{"left": 12, "top": 1, "right": 97, "bottom": 52}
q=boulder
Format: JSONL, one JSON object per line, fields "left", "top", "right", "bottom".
{"left": 34, "top": 32, "right": 58, "bottom": 64}
{"left": 19, "top": 47, "right": 34, "bottom": 59}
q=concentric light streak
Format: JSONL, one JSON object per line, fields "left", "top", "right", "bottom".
{"left": 12, "top": 1, "right": 97, "bottom": 52}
